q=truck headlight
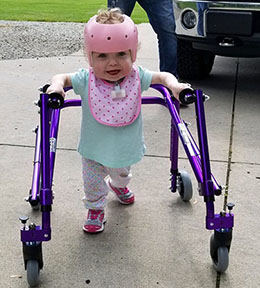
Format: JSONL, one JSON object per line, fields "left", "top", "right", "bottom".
{"left": 182, "top": 10, "right": 197, "bottom": 29}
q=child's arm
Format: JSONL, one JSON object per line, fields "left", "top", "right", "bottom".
{"left": 151, "top": 72, "right": 190, "bottom": 100}
{"left": 46, "top": 74, "right": 72, "bottom": 97}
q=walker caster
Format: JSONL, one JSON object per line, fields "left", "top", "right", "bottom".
{"left": 210, "top": 229, "right": 232, "bottom": 273}
{"left": 27, "top": 260, "right": 40, "bottom": 287}
{"left": 176, "top": 170, "right": 193, "bottom": 201}
{"left": 22, "top": 241, "right": 43, "bottom": 287}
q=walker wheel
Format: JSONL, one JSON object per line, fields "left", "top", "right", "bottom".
{"left": 27, "top": 260, "right": 40, "bottom": 287}
{"left": 210, "top": 234, "right": 229, "bottom": 273}
{"left": 177, "top": 170, "right": 193, "bottom": 201}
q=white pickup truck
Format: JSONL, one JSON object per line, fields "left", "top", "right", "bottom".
{"left": 173, "top": 0, "right": 260, "bottom": 79}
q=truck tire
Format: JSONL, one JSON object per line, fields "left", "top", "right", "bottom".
{"left": 177, "top": 39, "right": 215, "bottom": 80}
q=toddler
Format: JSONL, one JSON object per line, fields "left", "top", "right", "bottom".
{"left": 47, "top": 8, "right": 189, "bottom": 233}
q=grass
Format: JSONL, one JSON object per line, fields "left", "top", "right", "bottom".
{"left": 0, "top": 0, "right": 148, "bottom": 23}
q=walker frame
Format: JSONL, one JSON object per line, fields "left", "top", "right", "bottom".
{"left": 20, "top": 84, "right": 234, "bottom": 286}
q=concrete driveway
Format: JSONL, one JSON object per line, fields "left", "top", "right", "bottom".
{"left": 1, "top": 24, "right": 260, "bottom": 288}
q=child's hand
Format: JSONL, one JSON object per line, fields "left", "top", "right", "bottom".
{"left": 46, "top": 84, "right": 65, "bottom": 98}
{"left": 46, "top": 74, "right": 71, "bottom": 98}
{"left": 170, "top": 82, "right": 191, "bottom": 100}
{"left": 151, "top": 71, "right": 192, "bottom": 101}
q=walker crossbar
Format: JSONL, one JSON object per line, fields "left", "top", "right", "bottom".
{"left": 20, "top": 84, "right": 234, "bottom": 285}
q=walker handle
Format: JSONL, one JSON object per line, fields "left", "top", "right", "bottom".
{"left": 40, "top": 84, "right": 66, "bottom": 109}
{"left": 179, "top": 88, "right": 196, "bottom": 105}
{"left": 48, "top": 93, "right": 64, "bottom": 109}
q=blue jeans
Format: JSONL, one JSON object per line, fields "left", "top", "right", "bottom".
{"left": 197, "top": 2, "right": 208, "bottom": 36}
{"left": 108, "top": 0, "right": 177, "bottom": 76}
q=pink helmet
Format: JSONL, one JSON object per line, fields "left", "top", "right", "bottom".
{"left": 84, "top": 14, "right": 138, "bottom": 66}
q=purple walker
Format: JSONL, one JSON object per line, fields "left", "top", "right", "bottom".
{"left": 20, "top": 84, "right": 234, "bottom": 286}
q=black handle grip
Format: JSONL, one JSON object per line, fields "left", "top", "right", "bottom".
{"left": 41, "top": 84, "right": 50, "bottom": 93}
{"left": 48, "top": 93, "right": 64, "bottom": 109}
{"left": 40, "top": 84, "right": 64, "bottom": 108}
{"left": 179, "top": 88, "right": 196, "bottom": 105}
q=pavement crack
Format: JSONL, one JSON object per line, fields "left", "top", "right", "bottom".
{"left": 0, "top": 143, "right": 35, "bottom": 148}
{"left": 223, "top": 60, "right": 239, "bottom": 208}
{"left": 1, "top": 144, "right": 260, "bottom": 165}
{"left": 0, "top": 143, "right": 77, "bottom": 151}
{"left": 216, "top": 59, "right": 239, "bottom": 288}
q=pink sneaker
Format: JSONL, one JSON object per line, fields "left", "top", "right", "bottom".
{"left": 106, "top": 179, "right": 135, "bottom": 205}
{"left": 83, "top": 209, "right": 106, "bottom": 233}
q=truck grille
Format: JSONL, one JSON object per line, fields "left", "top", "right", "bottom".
{"left": 206, "top": 10, "right": 260, "bottom": 35}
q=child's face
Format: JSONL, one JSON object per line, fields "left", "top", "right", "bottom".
{"left": 91, "top": 50, "right": 133, "bottom": 82}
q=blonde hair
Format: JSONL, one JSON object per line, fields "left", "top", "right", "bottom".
{"left": 96, "top": 8, "right": 124, "bottom": 24}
